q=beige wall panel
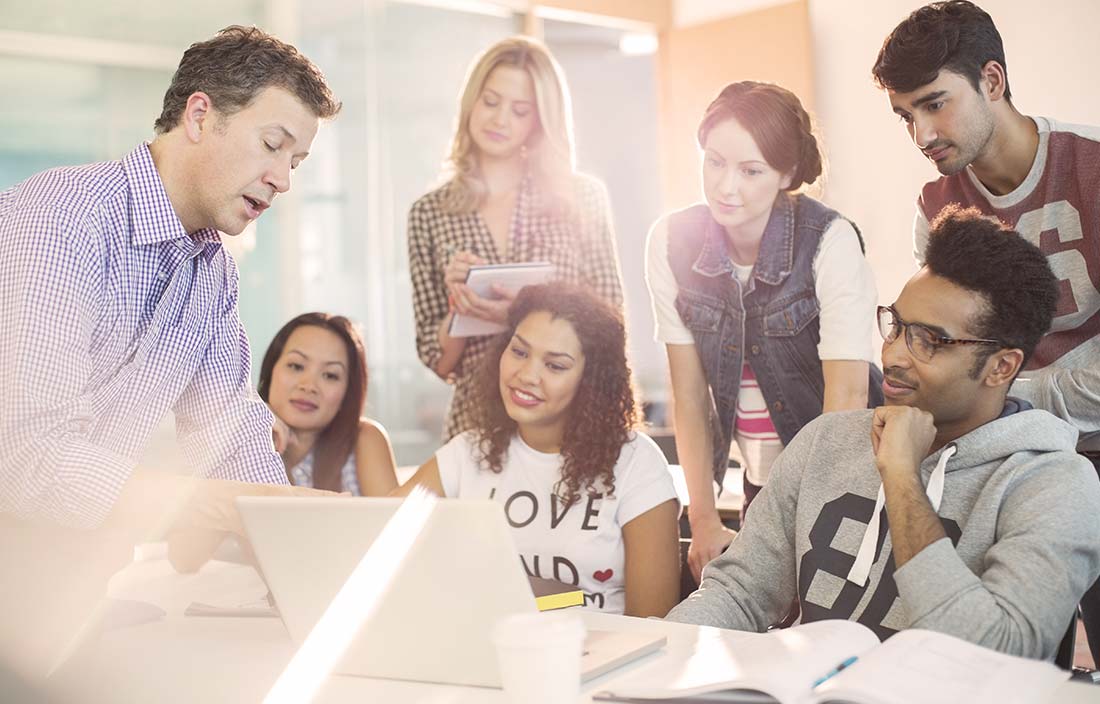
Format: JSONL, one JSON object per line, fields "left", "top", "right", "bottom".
{"left": 657, "top": 1, "right": 813, "bottom": 210}
{"left": 536, "top": 0, "right": 672, "bottom": 28}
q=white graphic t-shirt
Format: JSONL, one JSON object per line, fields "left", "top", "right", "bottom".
{"left": 435, "top": 431, "right": 680, "bottom": 614}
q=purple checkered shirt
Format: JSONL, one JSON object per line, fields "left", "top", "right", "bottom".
{"left": 0, "top": 143, "right": 288, "bottom": 529}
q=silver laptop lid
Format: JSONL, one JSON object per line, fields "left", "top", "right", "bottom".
{"left": 237, "top": 496, "right": 538, "bottom": 687}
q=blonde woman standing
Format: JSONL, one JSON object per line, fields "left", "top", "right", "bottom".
{"left": 408, "top": 36, "right": 624, "bottom": 440}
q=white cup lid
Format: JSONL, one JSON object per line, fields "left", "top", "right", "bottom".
{"left": 492, "top": 611, "right": 586, "bottom": 648}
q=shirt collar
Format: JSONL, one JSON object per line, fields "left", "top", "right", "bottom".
{"left": 749, "top": 193, "right": 795, "bottom": 285}
{"left": 691, "top": 192, "right": 795, "bottom": 285}
{"left": 123, "top": 143, "right": 223, "bottom": 260}
{"left": 691, "top": 215, "right": 737, "bottom": 278}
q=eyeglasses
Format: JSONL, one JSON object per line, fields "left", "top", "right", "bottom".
{"left": 876, "top": 305, "right": 1002, "bottom": 363}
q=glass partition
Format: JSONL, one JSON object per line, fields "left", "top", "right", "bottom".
{"left": 0, "top": 1, "right": 663, "bottom": 466}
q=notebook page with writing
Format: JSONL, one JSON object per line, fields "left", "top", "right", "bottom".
{"left": 814, "top": 628, "right": 1069, "bottom": 704}
{"left": 594, "top": 620, "right": 880, "bottom": 704}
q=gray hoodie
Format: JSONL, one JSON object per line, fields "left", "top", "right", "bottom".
{"left": 667, "top": 406, "right": 1100, "bottom": 660}
{"left": 1012, "top": 367, "right": 1100, "bottom": 452}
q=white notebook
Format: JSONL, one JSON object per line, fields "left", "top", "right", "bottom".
{"left": 592, "top": 620, "right": 1069, "bottom": 704}
{"left": 449, "top": 262, "right": 555, "bottom": 337}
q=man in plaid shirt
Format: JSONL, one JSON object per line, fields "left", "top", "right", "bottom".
{"left": 0, "top": 26, "right": 340, "bottom": 677}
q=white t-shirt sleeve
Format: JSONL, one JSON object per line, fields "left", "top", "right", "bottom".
{"left": 614, "top": 434, "right": 681, "bottom": 526}
{"left": 645, "top": 217, "right": 695, "bottom": 345}
{"left": 913, "top": 202, "right": 931, "bottom": 266}
{"left": 434, "top": 431, "right": 477, "bottom": 498}
{"left": 812, "top": 219, "right": 878, "bottom": 362}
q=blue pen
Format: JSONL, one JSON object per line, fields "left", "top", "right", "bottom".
{"left": 812, "top": 655, "right": 858, "bottom": 688}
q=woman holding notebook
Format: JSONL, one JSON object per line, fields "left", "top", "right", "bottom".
{"left": 407, "top": 36, "right": 623, "bottom": 442}
{"left": 396, "top": 284, "right": 680, "bottom": 617}
{"left": 644, "top": 82, "right": 882, "bottom": 582}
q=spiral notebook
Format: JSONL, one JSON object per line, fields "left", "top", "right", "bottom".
{"left": 449, "top": 262, "right": 555, "bottom": 337}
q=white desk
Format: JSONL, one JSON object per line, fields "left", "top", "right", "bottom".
{"left": 666, "top": 464, "right": 744, "bottom": 520}
{"left": 48, "top": 557, "right": 1099, "bottom": 703}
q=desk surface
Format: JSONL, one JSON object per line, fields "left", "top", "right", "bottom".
{"left": 667, "top": 464, "right": 743, "bottom": 523}
{"left": 48, "top": 557, "right": 1098, "bottom": 704}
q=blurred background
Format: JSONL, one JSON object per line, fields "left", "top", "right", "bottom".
{"left": 2, "top": 0, "right": 1097, "bottom": 466}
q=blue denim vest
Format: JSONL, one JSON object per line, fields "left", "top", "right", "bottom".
{"left": 668, "top": 193, "right": 884, "bottom": 487}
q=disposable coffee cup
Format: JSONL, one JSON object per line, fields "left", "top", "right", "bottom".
{"left": 492, "top": 611, "right": 586, "bottom": 704}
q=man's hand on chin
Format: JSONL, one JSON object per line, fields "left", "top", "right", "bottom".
{"left": 871, "top": 405, "right": 937, "bottom": 480}
{"left": 871, "top": 406, "right": 947, "bottom": 568}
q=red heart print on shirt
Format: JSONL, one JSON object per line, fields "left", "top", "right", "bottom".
{"left": 593, "top": 569, "right": 613, "bottom": 583}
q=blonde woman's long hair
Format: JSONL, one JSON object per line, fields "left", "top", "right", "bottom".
{"left": 440, "top": 36, "right": 577, "bottom": 216}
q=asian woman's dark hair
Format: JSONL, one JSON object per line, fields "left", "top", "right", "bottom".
{"left": 472, "top": 283, "right": 637, "bottom": 504}
{"left": 258, "top": 313, "right": 367, "bottom": 491}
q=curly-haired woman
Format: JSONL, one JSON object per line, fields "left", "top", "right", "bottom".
{"left": 396, "top": 283, "right": 680, "bottom": 617}
{"left": 407, "top": 36, "right": 624, "bottom": 442}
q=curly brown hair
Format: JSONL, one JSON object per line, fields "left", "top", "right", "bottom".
{"left": 154, "top": 25, "right": 341, "bottom": 134}
{"left": 471, "top": 283, "right": 637, "bottom": 504}
{"left": 923, "top": 204, "right": 1057, "bottom": 376}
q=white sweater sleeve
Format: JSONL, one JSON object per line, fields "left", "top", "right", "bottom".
{"left": 913, "top": 203, "right": 931, "bottom": 266}
{"left": 645, "top": 216, "right": 695, "bottom": 345}
{"left": 812, "top": 219, "right": 878, "bottom": 362}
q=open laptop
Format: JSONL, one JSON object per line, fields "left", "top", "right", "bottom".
{"left": 236, "top": 496, "right": 666, "bottom": 688}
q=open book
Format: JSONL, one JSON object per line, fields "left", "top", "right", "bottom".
{"left": 592, "top": 620, "right": 1069, "bottom": 704}
{"left": 449, "top": 262, "right": 555, "bottom": 337}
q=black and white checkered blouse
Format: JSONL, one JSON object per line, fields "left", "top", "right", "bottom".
{"left": 407, "top": 171, "right": 625, "bottom": 440}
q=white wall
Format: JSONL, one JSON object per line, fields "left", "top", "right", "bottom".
{"left": 807, "top": 0, "right": 1100, "bottom": 322}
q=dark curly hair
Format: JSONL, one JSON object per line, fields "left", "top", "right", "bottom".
{"left": 471, "top": 283, "right": 638, "bottom": 504}
{"left": 872, "top": 1, "right": 1011, "bottom": 101}
{"left": 258, "top": 312, "right": 367, "bottom": 491}
{"left": 154, "top": 25, "right": 341, "bottom": 134}
{"left": 698, "top": 81, "right": 823, "bottom": 191}
{"left": 923, "top": 205, "right": 1058, "bottom": 377}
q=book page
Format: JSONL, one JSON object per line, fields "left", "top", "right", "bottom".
{"left": 184, "top": 597, "right": 277, "bottom": 618}
{"left": 815, "top": 629, "right": 1069, "bottom": 704}
{"left": 594, "top": 620, "right": 881, "bottom": 704}
{"left": 449, "top": 263, "right": 555, "bottom": 337}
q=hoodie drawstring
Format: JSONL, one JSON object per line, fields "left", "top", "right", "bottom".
{"left": 846, "top": 443, "right": 957, "bottom": 587}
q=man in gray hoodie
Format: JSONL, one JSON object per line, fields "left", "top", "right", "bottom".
{"left": 667, "top": 205, "right": 1100, "bottom": 661}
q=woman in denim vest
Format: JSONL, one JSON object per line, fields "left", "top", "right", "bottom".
{"left": 645, "top": 82, "right": 883, "bottom": 582}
